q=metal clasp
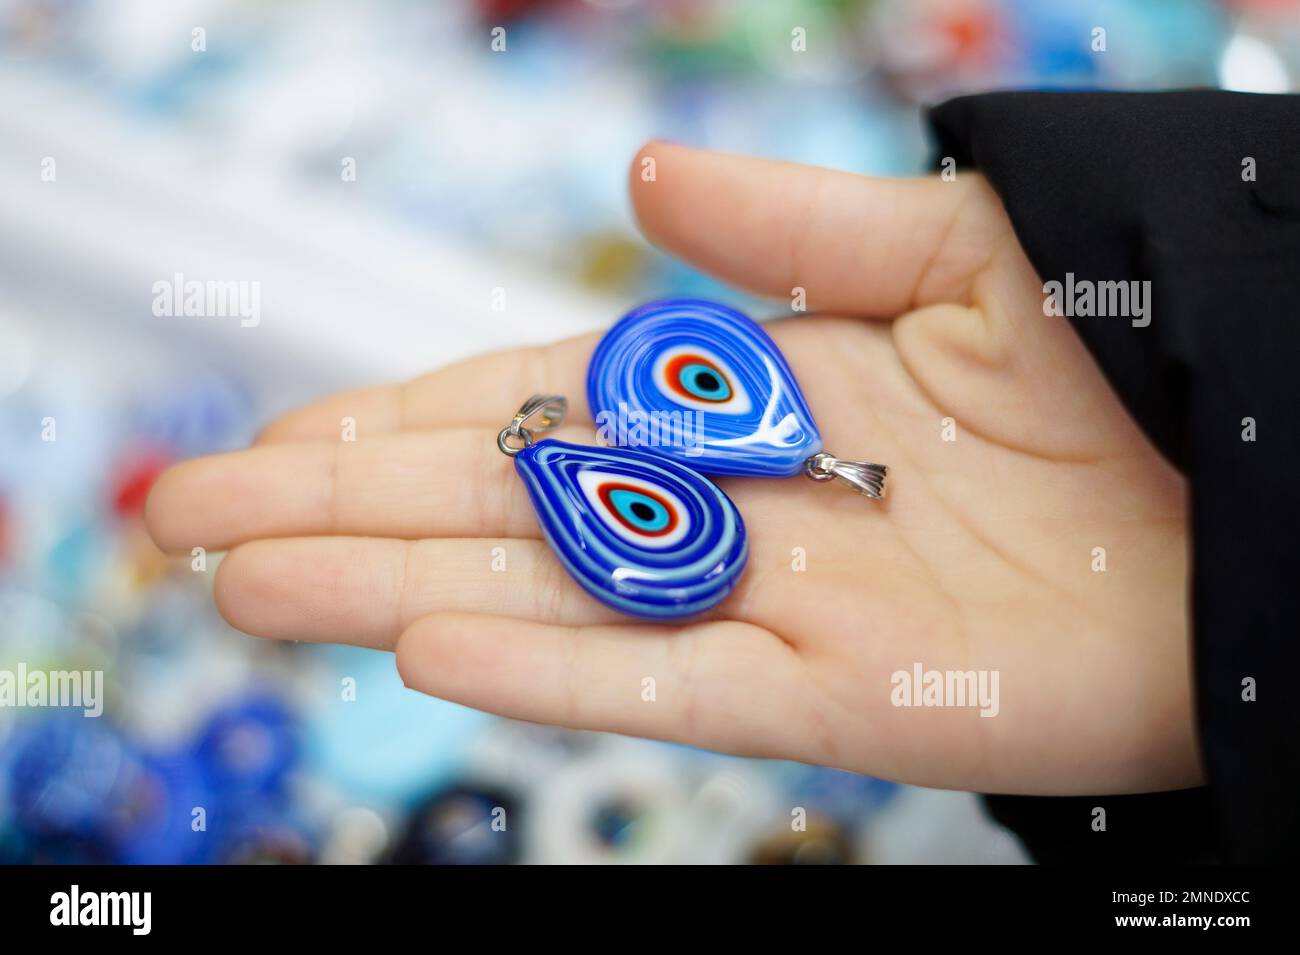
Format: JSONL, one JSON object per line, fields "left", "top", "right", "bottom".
{"left": 497, "top": 394, "right": 568, "bottom": 456}
{"left": 804, "top": 451, "right": 888, "bottom": 500}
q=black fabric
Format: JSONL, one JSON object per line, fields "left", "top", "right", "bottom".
{"left": 928, "top": 91, "right": 1300, "bottom": 864}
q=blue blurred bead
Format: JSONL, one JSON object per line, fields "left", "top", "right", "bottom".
{"left": 193, "top": 693, "right": 299, "bottom": 797}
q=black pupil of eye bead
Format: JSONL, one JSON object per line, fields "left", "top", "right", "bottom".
{"left": 630, "top": 501, "right": 656, "bottom": 522}
{"left": 695, "top": 370, "right": 721, "bottom": 392}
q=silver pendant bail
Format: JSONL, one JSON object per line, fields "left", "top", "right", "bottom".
{"left": 498, "top": 394, "right": 568, "bottom": 456}
{"left": 803, "top": 452, "right": 887, "bottom": 500}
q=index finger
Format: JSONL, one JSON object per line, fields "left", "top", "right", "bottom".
{"left": 256, "top": 333, "right": 599, "bottom": 445}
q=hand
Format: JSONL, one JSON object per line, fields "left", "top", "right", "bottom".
{"left": 146, "top": 143, "right": 1200, "bottom": 795}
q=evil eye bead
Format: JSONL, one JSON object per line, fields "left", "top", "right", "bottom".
{"left": 576, "top": 470, "right": 689, "bottom": 547}
{"left": 514, "top": 440, "right": 747, "bottom": 619}
{"left": 587, "top": 298, "right": 822, "bottom": 477}
{"left": 653, "top": 345, "right": 751, "bottom": 413}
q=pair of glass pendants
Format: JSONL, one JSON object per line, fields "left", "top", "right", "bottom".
{"left": 498, "top": 298, "right": 888, "bottom": 620}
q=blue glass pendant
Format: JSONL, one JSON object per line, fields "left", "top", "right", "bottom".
{"left": 587, "top": 298, "right": 886, "bottom": 498}
{"left": 587, "top": 298, "right": 821, "bottom": 477}
{"left": 513, "top": 439, "right": 747, "bottom": 619}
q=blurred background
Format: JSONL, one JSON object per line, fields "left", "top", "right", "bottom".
{"left": 0, "top": 0, "right": 1295, "bottom": 865}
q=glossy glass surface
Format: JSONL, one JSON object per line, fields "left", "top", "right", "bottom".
{"left": 587, "top": 298, "right": 823, "bottom": 477}
{"left": 515, "top": 439, "right": 747, "bottom": 619}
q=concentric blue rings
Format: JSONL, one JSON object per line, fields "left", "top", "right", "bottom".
{"left": 587, "top": 298, "right": 823, "bottom": 477}
{"left": 514, "top": 439, "right": 747, "bottom": 619}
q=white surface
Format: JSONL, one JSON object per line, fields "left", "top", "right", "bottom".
{"left": 0, "top": 61, "right": 622, "bottom": 394}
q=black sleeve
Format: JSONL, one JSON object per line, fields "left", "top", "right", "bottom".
{"left": 927, "top": 90, "right": 1300, "bottom": 864}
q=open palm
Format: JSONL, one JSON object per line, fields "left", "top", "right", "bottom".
{"left": 147, "top": 144, "right": 1200, "bottom": 796}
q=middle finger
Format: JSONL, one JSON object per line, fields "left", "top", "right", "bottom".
{"left": 145, "top": 426, "right": 597, "bottom": 553}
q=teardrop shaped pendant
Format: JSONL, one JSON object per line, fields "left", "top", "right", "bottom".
{"left": 587, "top": 298, "right": 888, "bottom": 499}
{"left": 499, "top": 395, "right": 747, "bottom": 620}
